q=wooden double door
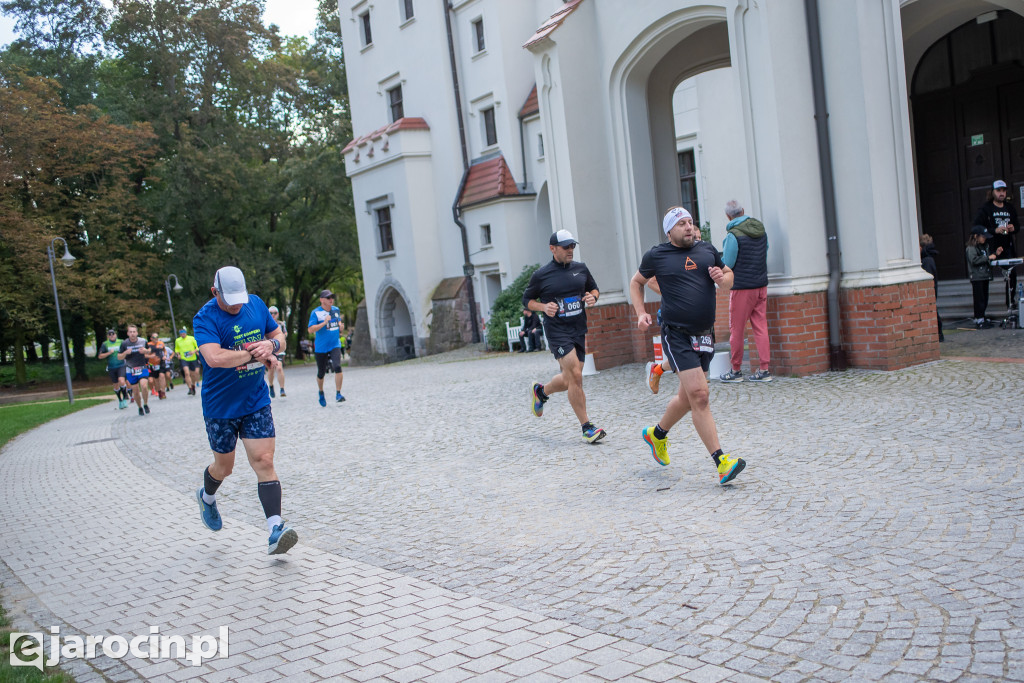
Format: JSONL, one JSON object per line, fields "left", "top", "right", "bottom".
{"left": 913, "top": 72, "right": 1024, "bottom": 279}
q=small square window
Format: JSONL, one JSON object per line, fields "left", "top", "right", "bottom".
{"left": 482, "top": 107, "right": 497, "bottom": 147}
{"left": 360, "top": 11, "right": 373, "bottom": 46}
{"left": 480, "top": 224, "right": 492, "bottom": 246}
{"left": 472, "top": 18, "right": 485, "bottom": 52}
{"left": 376, "top": 207, "right": 394, "bottom": 253}
{"left": 388, "top": 85, "right": 404, "bottom": 122}
{"left": 401, "top": 0, "right": 414, "bottom": 22}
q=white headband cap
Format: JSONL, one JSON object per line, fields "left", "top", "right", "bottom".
{"left": 662, "top": 207, "right": 692, "bottom": 234}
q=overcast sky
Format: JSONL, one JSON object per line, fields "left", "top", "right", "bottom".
{"left": 0, "top": 0, "right": 321, "bottom": 49}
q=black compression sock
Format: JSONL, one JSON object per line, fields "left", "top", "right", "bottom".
{"left": 581, "top": 421, "right": 593, "bottom": 433}
{"left": 537, "top": 384, "right": 548, "bottom": 401}
{"left": 204, "top": 467, "right": 223, "bottom": 497}
{"left": 258, "top": 480, "right": 282, "bottom": 519}
{"left": 653, "top": 425, "right": 668, "bottom": 440}
{"left": 711, "top": 449, "right": 724, "bottom": 466}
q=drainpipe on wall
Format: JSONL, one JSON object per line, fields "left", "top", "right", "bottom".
{"left": 518, "top": 116, "right": 529, "bottom": 191}
{"left": 444, "top": 0, "right": 481, "bottom": 344}
{"left": 804, "top": 0, "right": 847, "bottom": 371}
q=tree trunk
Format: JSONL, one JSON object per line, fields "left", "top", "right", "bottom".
{"left": 93, "top": 322, "right": 106, "bottom": 357}
{"left": 25, "top": 338, "right": 39, "bottom": 362}
{"left": 13, "top": 324, "right": 28, "bottom": 386}
{"left": 71, "top": 314, "right": 88, "bottom": 380}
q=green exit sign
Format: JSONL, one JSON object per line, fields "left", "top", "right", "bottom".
{"left": 971, "top": 134, "right": 984, "bottom": 146}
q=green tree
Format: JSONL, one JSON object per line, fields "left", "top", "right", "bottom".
{"left": 486, "top": 265, "right": 542, "bottom": 351}
{"left": 0, "top": 70, "right": 157, "bottom": 383}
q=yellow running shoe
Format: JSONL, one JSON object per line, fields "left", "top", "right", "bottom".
{"left": 717, "top": 453, "right": 746, "bottom": 485}
{"left": 642, "top": 426, "right": 669, "bottom": 466}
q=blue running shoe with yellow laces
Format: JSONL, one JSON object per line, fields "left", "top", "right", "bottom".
{"left": 717, "top": 453, "right": 746, "bottom": 485}
{"left": 582, "top": 423, "right": 606, "bottom": 444}
{"left": 268, "top": 523, "right": 298, "bottom": 555}
{"left": 642, "top": 426, "right": 669, "bottom": 466}
{"left": 196, "top": 488, "right": 222, "bottom": 531}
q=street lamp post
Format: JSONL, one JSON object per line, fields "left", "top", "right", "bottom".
{"left": 165, "top": 274, "right": 183, "bottom": 333}
{"left": 47, "top": 237, "right": 76, "bottom": 405}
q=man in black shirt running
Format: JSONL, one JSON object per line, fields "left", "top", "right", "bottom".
{"left": 630, "top": 207, "right": 746, "bottom": 485}
{"left": 524, "top": 230, "right": 606, "bottom": 443}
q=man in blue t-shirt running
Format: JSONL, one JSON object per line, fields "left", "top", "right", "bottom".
{"left": 307, "top": 289, "right": 345, "bottom": 406}
{"left": 192, "top": 266, "right": 297, "bottom": 555}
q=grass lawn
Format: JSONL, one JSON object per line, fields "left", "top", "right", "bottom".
{"left": 1, "top": 602, "right": 74, "bottom": 683}
{"left": 0, "top": 399, "right": 105, "bottom": 451}
{"left": 0, "top": 358, "right": 108, "bottom": 389}
{"left": 0, "top": 397, "right": 99, "bottom": 681}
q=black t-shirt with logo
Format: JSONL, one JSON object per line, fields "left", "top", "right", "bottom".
{"left": 522, "top": 258, "right": 598, "bottom": 339}
{"left": 639, "top": 241, "right": 725, "bottom": 333}
{"left": 974, "top": 201, "right": 1019, "bottom": 258}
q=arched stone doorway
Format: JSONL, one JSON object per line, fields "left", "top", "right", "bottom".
{"left": 608, "top": 9, "right": 731, "bottom": 267}
{"left": 377, "top": 287, "right": 416, "bottom": 361}
{"left": 906, "top": 7, "right": 1024, "bottom": 279}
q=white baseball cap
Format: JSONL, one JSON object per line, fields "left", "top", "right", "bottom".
{"left": 549, "top": 230, "right": 579, "bottom": 247}
{"left": 213, "top": 266, "right": 249, "bottom": 305}
{"left": 663, "top": 207, "right": 693, "bottom": 234}
{"left": 993, "top": 180, "right": 1007, "bottom": 189}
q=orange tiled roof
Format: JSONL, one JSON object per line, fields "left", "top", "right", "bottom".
{"left": 458, "top": 155, "right": 521, "bottom": 208}
{"left": 523, "top": 0, "right": 584, "bottom": 49}
{"left": 342, "top": 117, "right": 430, "bottom": 154}
{"left": 518, "top": 84, "right": 539, "bottom": 119}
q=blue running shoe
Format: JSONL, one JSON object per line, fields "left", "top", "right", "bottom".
{"left": 269, "top": 385, "right": 275, "bottom": 398}
{"left": 196, "top": 488, "right": 222, "bottom": 531}
{"left": 268, "top": 523, "right": 298, "bottom": 555}
{"left": 336, "top": 392, "right": 345, "bottom": 403}
{"left": 582, "top": 423, "right": 606, "bottom": 444}
{"left": 318, "top": 392, "right": 326, "bottom": 407}
{"left": 530, "top": 382, "right": 547, "bottom": 417}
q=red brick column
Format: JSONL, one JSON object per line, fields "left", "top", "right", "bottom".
{"left": 839, "top": 279, "right": 940, "bottom": 370}
{"left": 765, "top": 292, "right": 831, "bottom": 375}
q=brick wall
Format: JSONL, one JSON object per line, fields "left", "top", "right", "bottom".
{"left": 581, "top": 280, "right": 939, "bottom": 375}
{"left": 839, "top": 279, "right": 940, "bottom": 370}
{"left": 585, "top": 301, "right": 661, "bottom": 371}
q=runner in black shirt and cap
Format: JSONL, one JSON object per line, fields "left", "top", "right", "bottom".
{"left": 524, "top": 230, "right": 606, "bottom": 443}
{"left": 629, "top": 207, "right": 746, "bottom": 485}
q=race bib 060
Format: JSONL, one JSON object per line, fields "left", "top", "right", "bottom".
{"left": 558, "top": 296, "right": 583, "bottom": 318}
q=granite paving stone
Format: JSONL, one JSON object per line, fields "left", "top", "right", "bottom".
{"left": 1, "top": 349, "right": 1022, "bottom": 681}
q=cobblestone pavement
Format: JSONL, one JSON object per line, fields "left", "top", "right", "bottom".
{"left": 2, "top": 348, "right": 1023, "bottom": 682}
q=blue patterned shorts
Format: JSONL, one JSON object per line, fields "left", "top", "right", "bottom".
{"left": 204, "top": 405, "right": 276, "bottom": 454}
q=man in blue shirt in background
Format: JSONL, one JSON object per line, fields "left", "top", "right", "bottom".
{"left": 307, "top": 289, "right": 345, "bottom": 406}
{"left": 193, "top": 266, "right": 297, "bottom": 555}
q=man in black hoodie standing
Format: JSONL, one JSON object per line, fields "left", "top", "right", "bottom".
{"left": 718, "top": 200, "right": 772, "bottom": 383}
